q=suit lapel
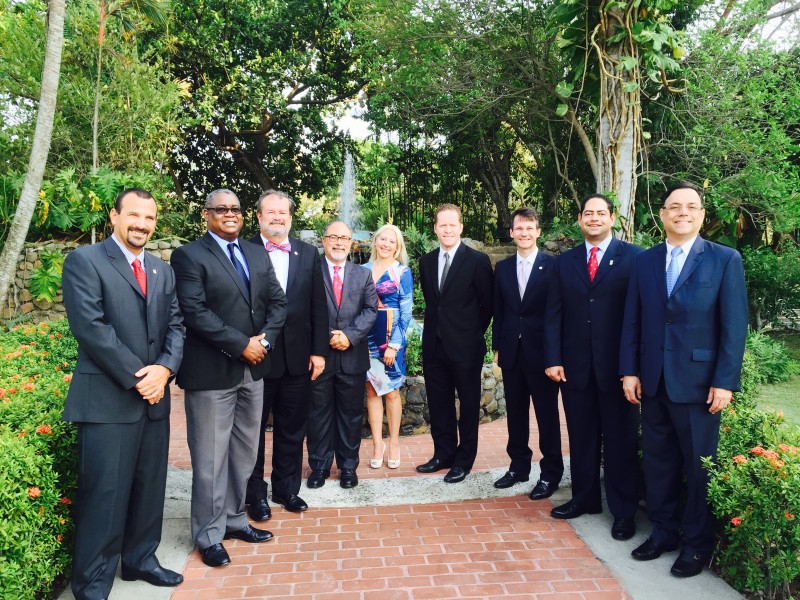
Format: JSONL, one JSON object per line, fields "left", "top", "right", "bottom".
{"left": 104, "top": 238, "right": 146, "bottom": 300}
{"left": 202, "top": 233, "right": 250, "bottom": 303}
{"left": 520, "top": 252, "right": 545, "bottom": 304}
{"left": 590, "top": 238, "right": 620, "bottom": 287}
{"left": 671, "top": 237, "right": 705, "bottom": 298}
{"left": 440, "top": 244, "right": 468, "bottom": 296}
{"left": 650, "top": 243, "right": 669, "bottom": 304}
{"left": 571, "top": 245, "right": 592, "bottom": 289}
{"left": 321, "top": 259, "right": 337, "bottom": 311}
{"left": 144, "top": 254, "right": 158, "bottom": 306}
{"left": 286, "top": 237, "right": 300, "bottom": 294}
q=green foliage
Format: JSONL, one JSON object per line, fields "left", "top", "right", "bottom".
{"left": 405, "top": 329, "right": 422, "bottom": 376}
{"left": 28, "top": 251, "right": 64, "bottom": 303}
{"left": 746, "top": 330, "right": 799, "bottom": 385}
{"left": 743, "top": 245, "right": 800, "bottom": 331}
{"left": 0, "top": 320, "right": 78, "bottom": 599}
{"left": 707, "top": 406, "right": 800, "bottom": 599}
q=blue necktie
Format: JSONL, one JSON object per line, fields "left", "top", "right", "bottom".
{"left": 666, "top": 246, "right": 683, "bottom": 298}
{"left": 228, "top": 243, "right": 250, "bottom": 295}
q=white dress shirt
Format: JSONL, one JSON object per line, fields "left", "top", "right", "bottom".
{"left": 438, "top": 241, "right": 461, "bottom": 288}
{"left": 261, "top": 234, "right": 290, "bottom": 293}
{"left": 584, "top": 234, "right": 613, "bottom": 265}
{"left": 665, "top": 236, "right": 698, "bottom": 277}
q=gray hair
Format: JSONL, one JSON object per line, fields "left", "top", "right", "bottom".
{"left": 257, "top": 189, "right": 296, "bottom": 214}
{"left": 205, "top": 189, "right": 238, "bottom": 206}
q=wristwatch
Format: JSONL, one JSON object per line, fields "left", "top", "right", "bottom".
{"left": 259, "top": 338, "right": 271, "bottom": 352}
{"left": 388, "top": 343, "right": 401, "bottom": 351}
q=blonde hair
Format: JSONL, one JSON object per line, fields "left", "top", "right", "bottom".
{"left": 369, "top": 224, "right": 409, "bottom": 265}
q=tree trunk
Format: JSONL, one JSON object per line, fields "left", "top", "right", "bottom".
{"left": 0, "top": 0, "right": 66, "bottom": 311}
{"left": 596, "top": 4, "right": 640, "bottom": 241}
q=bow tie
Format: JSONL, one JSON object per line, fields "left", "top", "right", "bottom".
{"left": 266, "top": 241, "right": 291, "bottom": 253}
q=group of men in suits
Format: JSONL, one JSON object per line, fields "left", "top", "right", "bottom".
{"left": 61, "top": 180, "right": 747, "bottom": 597}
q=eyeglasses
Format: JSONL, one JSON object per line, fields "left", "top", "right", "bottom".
{"left": 663, "top": 204, "right": 704, "bottom": 213}
{"left": 323, "top": 235, "right": 352, "bottom": 243}
{"left": 205, "top": 205, "right": 243, "bottom": 215}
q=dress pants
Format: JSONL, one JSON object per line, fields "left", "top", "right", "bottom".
{"left": 185, "top": 369, "right": 263, "bottom": 549}
{"left": 422, "top": 338, "right": 482, "bottom": 470}
{"left": 642, "top": 378, "right": 720, "bottom": 554}
{"left": 307, "top": 369, "right": 364, "bottom": 471}
{"left": 247, "top": 373, "right": 310, "bottom": 500}
{"left": 71, "top": 414, "right": 168, "bottom": 600}
{"left": 561, "top": 371, "right": 639, "bottom": 517}
{"left": 502, "top": 346, "right": 563, "bottom": 482}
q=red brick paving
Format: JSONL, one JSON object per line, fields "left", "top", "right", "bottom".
{"left": 167, "top": 386, "right": 628, "bottom": 599}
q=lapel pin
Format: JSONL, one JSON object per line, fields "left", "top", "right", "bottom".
{"left": 609, "top": 260, "right": 614, "bottom": 266}
{"left": 152, "top": 269, "right": 157, "bottom": 274}
{"left": 538, "top": 265, "right": 543, "bottom": 270}
{"left": 294, "top": 251, "right": 298, "bottom": 255}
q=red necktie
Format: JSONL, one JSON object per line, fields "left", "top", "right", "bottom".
{"left": 333, "top": 265, "right": 343, "bottom": 307}
{"left": 266, "top": 241, "right": 291, "bottom": 253}
{"left": 132, "top": 258, "right": 147, "bottom": 296}
{"left": 588, "top": 246, "right": 599, "bottom": 282}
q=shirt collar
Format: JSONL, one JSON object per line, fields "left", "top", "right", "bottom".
{"left": 585, "top": 234, "right": 613, "bottom": 256}
{"left": 208, "top": 230, "right": 240, "bottom": 252}
{"left": 110, "top": 233, "right": 144, "bottom": 266}
{"left": 439, "top": 241, "right": 461, "bottom": 258}
{"left": 666, "top": 235, "right": 698, "bottom": 256}
{"left": 517, "top": 248, "right": 538, "bottom": 265}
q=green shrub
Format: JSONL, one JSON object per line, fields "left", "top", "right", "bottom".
{"left": 746, "top": 329, "right": 799, "bottom": 384}
{"left": 0, "top": 320, "right": 78, "bottom": 600}
{"left": 406, "top": 330, "right": 422, "bottom": 376}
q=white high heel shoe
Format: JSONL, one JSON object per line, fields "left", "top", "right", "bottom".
{"left": 369, "top": 440, "right": 386, "bottom": 469}
{"left": 387, "top": 448, "right": 401, "bottom": 470}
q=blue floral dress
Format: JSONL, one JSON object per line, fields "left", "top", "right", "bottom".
{"left": 364, "top": 261, "right": 414, "bottom": 394}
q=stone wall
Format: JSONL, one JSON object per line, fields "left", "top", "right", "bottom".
{"left": 1, "top": 239, "right": 183, "bottom": 322}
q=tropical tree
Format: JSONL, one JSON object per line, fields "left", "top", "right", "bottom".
{"left": 0, "top": 0, "right": 66, "bottom": 308}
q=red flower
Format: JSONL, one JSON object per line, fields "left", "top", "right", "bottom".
{"left": 731, "top": 517, "right": 743, "bottom": 527}
{"left": 23, "top": 383, "right": 35, "bottom": 392}
{"left": 35, "top": 424, "right": 52, "bottom": 435}
{"left": 63, "top": 374, "right": 73, "bottom": 383}
{"left": 750, "top": 446, "right": 766, "bottom": 456}
{"left": 56, "top": 534, "right": 63, "bottom": 542}
{"left": 59, "top": 497, "right": 72, "bottom": 505}
{"left": 28, "top": 487, "right": 41, "bottom": 499}
{"left": 732, "top": 455, "right": 747, "bottom": 465}
{"left": 786, "top": 512, "right": 795, "bottom": 520}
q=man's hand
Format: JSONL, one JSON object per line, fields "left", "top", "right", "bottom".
{"left": 134, "top": 364, "right": 171, "bottom": 404}
{"left": 329, "top": 330, "right": 351, "bottom": 351}
{"left": 241, "top": 333, "right": 268, "bottom": 365}
{"left": 545, "top": 366, "right": 566, "bottom": 382}
{"left": 309, "top": 355, "right": 325, "bottom": 380}
{"left": 622, "top": 375, "right": 642, "bottom": 405}
{"left": 707, "top": 387, "right": 733, "bottom": 414}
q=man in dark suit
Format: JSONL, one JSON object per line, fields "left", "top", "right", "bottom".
{"left": 171, "top": 189, "right": 287, "bottom": 568}
{"left": 492, "top": 207, "right": 562, "bottom": 498}
{"left": 306, "top": 221, "right": 378, "bottom": 489}
{"left": 620, "top": 181, "right": 748, "bottom": 577}
{"left": 63, "top": 188, "right": 184, "bottom": 600}
{"left": 416, "top": 204, "right": 493, "bottom": 483}
{"left": 544, "top": 194, "right": 642, "bottom": 541}
{"left": 245, "top": 190, "right": 328, "bottom": 517}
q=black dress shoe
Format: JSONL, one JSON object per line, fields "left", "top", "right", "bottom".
{"left": 340, "top": 469, "right": 358, "bottom": 488}
{"left": 494, "top": 470, "right": 530, "bottom": 489}
{"left": 670, "top": 551, "right": 710, "bottom": 577}
{"left": 550, "top": 499, "right": 603, "bottom": 519}
{"left": 416, "top": 457, "right": 453, "bottom": 473}
{"left": 443, "top": 466, "right": 469, "bottom": 483}
{"left": 306, "top": 469, "right": 330, "bottom": 489}
{"left": 199, "top": 543, "right": 230, "bottom": 567}
{"left": 631, "top": 537, "right": 680, "bottom": 561}
{"left": 272, "top": 493, "right": 308, "bottom": 512}
{"left": 223, "top": 524, "right": 274, "bottom": 543}
{"left": 529, "top": 480, "right": 559, "bottom": 500}
{"left": 121, "top": 565, "right": 184, "bottom": 586}
{"left": 611, "top": 517, "right": 636, "bottom": 540}
{"left": 247, "top": 498, "right": 272, "bottom": 522}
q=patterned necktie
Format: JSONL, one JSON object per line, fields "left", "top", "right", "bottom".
{"left": 227, "top": 243, "right": 250, "bottom": 295}
{"left": 666, "top": 246, "right": 683, "bottom": 298}
{"left": 266, "top": 241, "right": 291, "bottom": 253}
{"left": 588, "top": 246, "right": 599, "bottom": 282}
{"left": 440, "top": 252, "right": 450, "bottom": 291}
{"left": 518, "top": 260, "right": 529, "bottom": 298}
{"left": 132, "top": 258, "right": 146, "bottom": 296}
{"left": 333, "top": 265, "right": 343, "bottom": 307}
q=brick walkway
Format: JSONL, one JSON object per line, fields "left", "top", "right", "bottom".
{"left": 167, "top": 386, "right": 628, "bottom": 599}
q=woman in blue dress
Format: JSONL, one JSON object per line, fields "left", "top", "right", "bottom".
{"left": 364, "top": 224, "right": 414, "bottom": 469}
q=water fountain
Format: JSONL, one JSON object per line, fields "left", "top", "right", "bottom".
{"left": 338, "top": 150, "right": 371, "bottom": 263}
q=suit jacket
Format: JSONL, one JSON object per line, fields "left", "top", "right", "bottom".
{"left": 171, "top": 232, "right": 287, "bottom": 390}
{"left": 492, "top": 251, "right": 555, "bottom": 371}
{"left": 619, "top": 236, "right": 748, "bottom": 402}
{"left": 419, "top": 244, "right": 493, "bottom": 363}
{"left": 544, "top": 237, "right": 643, "bottom": 392}
{"left": 249, "top": 235, "right": 329, "bottom": 378}
{"left": 320, "top": 260, "right": 378, "bottom": 375}
{"left": 62, "top": 238, "right": 184, "bottom": 423}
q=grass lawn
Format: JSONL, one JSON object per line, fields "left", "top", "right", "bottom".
{"left": 755, "top": 330, "right": 800, "bottom": 427}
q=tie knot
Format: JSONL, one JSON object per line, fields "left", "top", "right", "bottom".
{"left": 266, "top": 241, "right": 291, "bottom": 253}
{"left": 132, "top": 258, "right": 141, "bottom": 268}
{"left": 671, "top": 246, "right": 683, "bottom": 258}
{"left": 333, "top": 265, "right": 340, "bottom": 274}
{"left": 590, "top": 246, "right": 599, "bottom": 256}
